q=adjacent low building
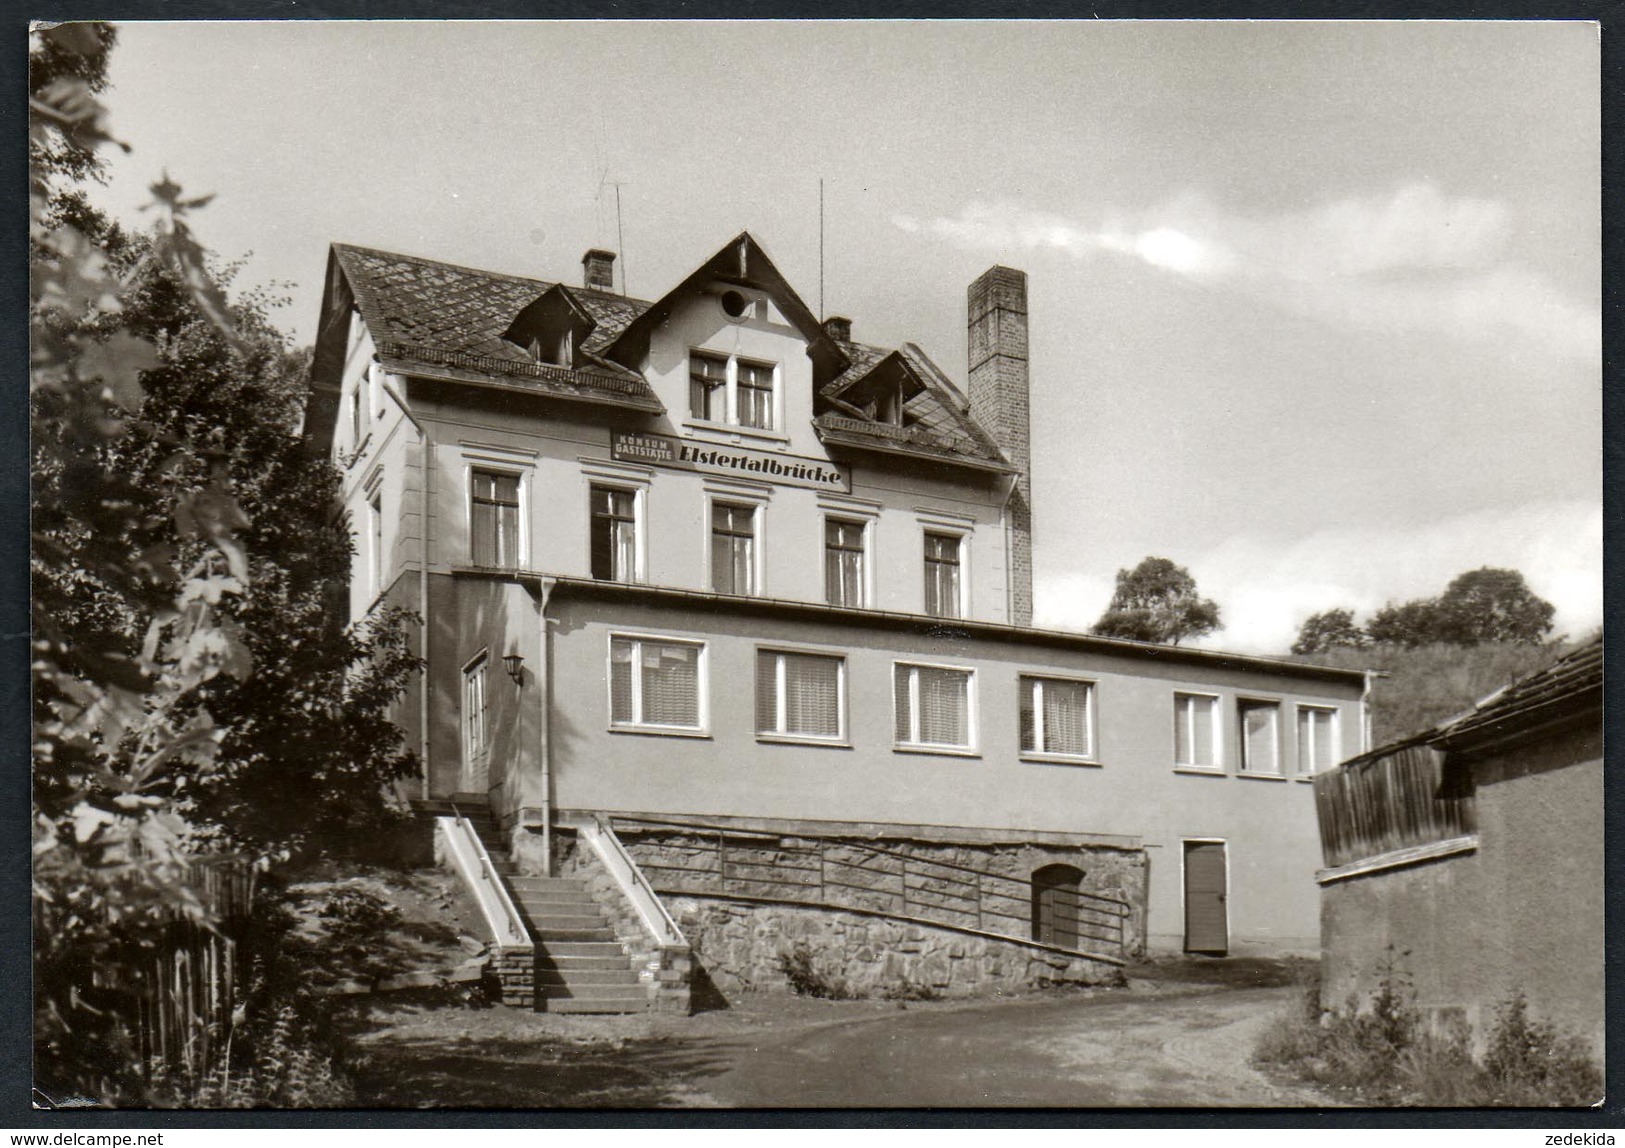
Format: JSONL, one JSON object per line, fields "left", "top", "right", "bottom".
{"left": 1315, "top": 637, "right": 1603, "bottom": 1058}
{"left": 305, "top": 231, "right": 1368, "bottom": 998}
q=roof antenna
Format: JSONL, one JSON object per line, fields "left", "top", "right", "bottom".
{"left": 819, "top": 177, "right": 825, "bottom": 320}
{"left": 612, "top": 180, "right": 628, "bottom": 297}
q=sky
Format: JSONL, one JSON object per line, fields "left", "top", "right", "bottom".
{"left": 91, "top": 20, "right": 1601, "bottom": 654}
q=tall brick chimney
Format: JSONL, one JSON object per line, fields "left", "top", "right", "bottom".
{"left": 967, "top": 266, "right": 1033, "bottom": 627}
{"left": 582, "top": 248, "right": 616, "bottom": 292}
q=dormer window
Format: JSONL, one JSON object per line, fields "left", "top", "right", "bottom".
{"left": 875, "top": 379, "right": 906, "bottom": 427}
{"left": 688, "top": 351, "right": 778, "bottom": 432}
{"left": 528, "top": 329, "right": 572, "bottom": 367}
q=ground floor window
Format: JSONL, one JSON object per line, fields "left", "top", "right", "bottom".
{"left": 1020, "top": 676, "right": 1095, "bottom": 760}
{"left": 893, "top": 662, "right": 975, "bottom": 751}
{"left": 462, "top": 654, "right": 489, "bottom": 788}
{"left": 610, "top": 635, "right": 704, "bottom": 731}
{"left": 1296, "top": 705, "right": 1340, "bottom": 774}
{"left": 1238, "top": 699, "right": 1281, "bottom": 774}
{"left": 755, "top": 649, "right": 844, "bottom": 741}
{"left": 1174, "top": 692, "right": 1219, "bottom": 768}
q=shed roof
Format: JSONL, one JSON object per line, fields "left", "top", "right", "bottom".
{"left": 1431, "top": 636, "right": 1602, "bottom": 754}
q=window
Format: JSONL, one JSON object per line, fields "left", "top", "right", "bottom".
{"left": 689, "top": 351, "right": 727, "bottom": 422}
{"left": 710, "top": 502, "right": 757, "bottom": 596}
{"left": 367, "top": 490, "right": 383, "bottom": 597}
{"left": 1296, "top": 705, "right": 1340, "bottom": 775}
{"left": 470, "top": 470, "right": 521, "bottom": 567}
{"left": 462, "top": 655, "right": 488, "bottom": 778}
{"left": 825, "top": 518, "right": 866, "bottom": 607}
{"left": 610, "top": 636, "right": 704, "bottom": 731}
{"left": 894, "top": 663, "right": 975, "bottom": 751}
{"left": 1174, "top": 692, "right": 1220, "bottom": 769}
{"left": 349, "top": 385, "right": 362, "bottom": 446}
{"left": 686, "top": 351, "right": 777, "bottom": 431}
{"left": 1238, "top": 699, "right": 1281, "bottom": 774}
{"left": 590, "top": 485, "right": 638, "bottom": 582}
{"left": 736, "top": 360, "right": 774, "bottom": 429}
{"left": 923, "top": 532, "right": 962, "bottom": 618}
{"left": 1020, "top": 677, "right": 1095, "bottom": 760}
{"left": 756, "top": 650, "right": 844, "bottom": 741}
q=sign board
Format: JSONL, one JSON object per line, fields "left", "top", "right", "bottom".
{"left": 611, "top": 432, "right": 849, "bottom": 493}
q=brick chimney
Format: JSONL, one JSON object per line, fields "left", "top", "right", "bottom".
{"left": 967, "top": 266, "right": 1033, "bottom": 627}
{"left": 822, "top": 316, "right": 852, "bottom": 342}
{"left": 582, "top": 248, "right": 616, "bottom": 292}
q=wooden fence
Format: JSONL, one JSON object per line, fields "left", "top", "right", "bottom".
{"left": 612, "top": 818, "right": 1132, "bottom": 959}
{"left": 1313, "top": 743, "right": 1477, "bottom": 868}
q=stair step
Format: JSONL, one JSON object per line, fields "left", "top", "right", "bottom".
{"left": 507, "top": 888, "right": 596, "bottom": 904}
{"left": 539, "top": 953, "right": 637, "bottom": 971}
{"left": 537, "top": 968, "right": 641, "bottom": 986}
{"left": 545, "top": 996, "right": 651, "bottom": 1015}
{"left": 506, "top": 877, "right": 589, "bottom": 893}
{"left": 539, "top": 941, "right": 628, "bottom": 957}
{"left": 534, "top": 927, "right": 618, "bottom": 942}
{"left": 517, "top": 913, "right": 608, "bottom": 931}
{"left": 512, "top": 897, "right": 600, "bottom": 913}
{"left": 543, "top": 981, "right": 650, "bottom": 999}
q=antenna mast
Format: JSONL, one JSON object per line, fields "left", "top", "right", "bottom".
{"left": 612, "top": 181, "right": 628, "bottom": 296}
{"left": 819, "top": 178, "right": 825, "bottom": 320}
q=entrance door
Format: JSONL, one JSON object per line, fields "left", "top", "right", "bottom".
{"left": 1031, "top": 864, "right": 1085, "bottom": 949}
{"left": 1183, "top": 841, "right": 1228, "bottom": 954}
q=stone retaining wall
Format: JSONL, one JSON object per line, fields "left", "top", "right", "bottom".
{"left": 666, "top": 898, "right": 1123, "bottom": 999}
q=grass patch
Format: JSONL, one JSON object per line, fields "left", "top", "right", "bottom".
{"left": 1256, "top": 961, "right": 1601, "bottom": 1106}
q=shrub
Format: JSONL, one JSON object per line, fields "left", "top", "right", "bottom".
{"left": 777, "top": 944, "right": 855, "bottom": 1000}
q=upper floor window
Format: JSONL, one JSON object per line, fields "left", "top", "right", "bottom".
{"left": 825, "top": 518, "right": 866, "bottom": 608}
{"left": 470, "top": 470, "right": 520, "bottom": 567}
{"left": 610, "top": 635, "right": 704, "bottom": 732}
{"left": 1238, "top": 699, "right": 1281, "bottom": 775}
{"left": 1174, "top": 692, "right": 1220, "bottom": 769}
{"left": 755, "top": 649, "right": 845, "bottom": 742}
{"left": 1296, "top": 705, "right": 1340, "bottom": 775}
{"left": 687, "top": 350, "right": 777, "bottom": 431}
{"left": 590, "top": 485, "right": 638, "bottom": 582}
{"left": 1020, "top": 676, "right": 1095, "bottom": 761}
{"left": 894, "top": 662, "right": 976, "bottom": 753}
{"left": 711, "top": 501, "right": 757, "bottom": 596}
{"left": 923, "top": 532, "right": 963, "bottom": 619}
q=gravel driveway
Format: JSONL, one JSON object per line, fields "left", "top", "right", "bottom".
{"left": 349, "top": 957, "right": 1339, "bottom": 1108}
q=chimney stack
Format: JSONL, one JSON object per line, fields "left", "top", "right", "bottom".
{"left": 967, "top": 266, "right": 1033, "bottom": 627}
{"left": 822, "top": 315, "right": 852, "bottom": 342}
{"left": 582, "top": 248, "right": 616, "bottom": 292}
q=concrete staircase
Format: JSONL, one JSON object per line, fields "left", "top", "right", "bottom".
{"left": 453, "top": 800, "right": 649, "bottom": 1014}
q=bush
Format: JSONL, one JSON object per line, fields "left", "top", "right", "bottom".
{"left": 1255, "top": 963, "right": 1601, "bottom": 1106}
{"left": 777, "top": 944, "right": 855, "bottom": 1000}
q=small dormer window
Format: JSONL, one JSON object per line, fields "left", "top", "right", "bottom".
{"left": 528, "top": 330, "right": 572, "bottom": 367}
{"left": 875, "top": 380, "right": 906, "bottom": 427}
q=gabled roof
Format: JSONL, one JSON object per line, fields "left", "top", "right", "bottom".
{"left": 329, "top": 243, "right": 662, "bottom": 412}
{"left": 598, "top": 232, "right": 844, "bottom": 381}
{"left": 1432, "top": 636, "right": 1602, "bottom": 755}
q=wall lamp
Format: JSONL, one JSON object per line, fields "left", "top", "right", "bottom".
{"left": 502, "top": 653, "right": 525, "bottom": 685}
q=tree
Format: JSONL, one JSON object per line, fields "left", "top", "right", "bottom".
{"left": 1091, "top": 556, "right": 1222, "bottom": 645}
{"left": 1291, "top": 607, "right": 1369, "bottom": 655}
{"left": 1364, "top": 568, "right": 1556, "bottom": 650}
{"left": 1433, "top": 567, "right": 1556, "bottom": 646}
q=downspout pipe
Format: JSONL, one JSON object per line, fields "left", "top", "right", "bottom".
{"left": 519, "top": 574, "right": 555, "bottom": 876}
{"left": 383, "top": 376, "right": 432, "bottom": 800}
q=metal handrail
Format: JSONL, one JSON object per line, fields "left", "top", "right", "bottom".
{"left": 443, "top": 805, "right": 530, "bottom": 949}
{"left": 608, "top": 816, "right": 1130, "bottom": 957}
{"left": 582, "top": 815, "right": 686, "bottom": 948}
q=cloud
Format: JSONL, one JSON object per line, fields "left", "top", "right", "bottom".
{"left": 893, "top": 185, "right": 1597, "bottom": 362}
{"left": 1035, "top": 497, "right": 1602, "bottom": 655}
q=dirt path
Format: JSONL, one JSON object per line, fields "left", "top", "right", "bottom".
{"left": 676, "top": 984, "right": 1334, "bottom": 1108}
{"left": 347, "top": 959, "right": 1338, "bottom": 1108}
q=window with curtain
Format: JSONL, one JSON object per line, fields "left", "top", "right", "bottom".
{"left": 1174, "top": 692, "right": 1219, "bottom": 768}
{"left": 689, "top": 351, "right": 727, "bottom": 422}
{"left": 470, "top": 470, "right": 520, "bottom": 567}
{"left": 711, "top": 502, "right": 757, "bottom": 596}
{"left": 1296, "top": 705, "right": 1340, "bottom": 775}
{"left": 1238, "top": 699, "right": 1281, "bottom": 774}
{"left": 894, "top": 663, "right": 974, "bottom": 750}
{"left": 610, "top": 636, "right": 703, "bottom": 730}
{"left": 824, "top": 518, "right": 866, "bottom": 607}
{"left": 1020, "top": 677, "right": 1095, "bottom": 759}
{"left": 736, "top": 359, "right": 775, "bottom": 429}
{"left": 755, "top": 650, "right": 844, "bottom": 740}
{"left": 923, "top": 532, "right": 962, "bottom": 618}
{"left": 590, "top": 485, "right": 637, "bottom": 582}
